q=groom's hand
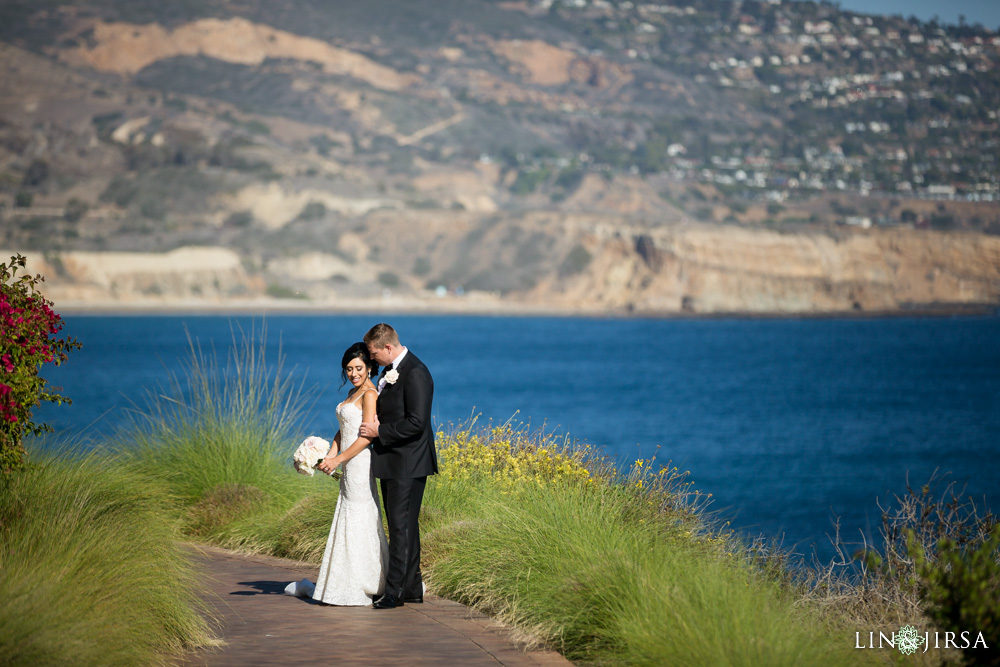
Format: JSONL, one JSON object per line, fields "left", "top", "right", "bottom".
{"left": 359, "top": 415, "right": 379, "bottom": 439}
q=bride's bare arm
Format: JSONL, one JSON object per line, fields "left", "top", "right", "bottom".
{"left": 318, "top": 430, "right": 342, "bottom": 474}
{"left": 323, "top": 390, "right": 376, "bottom": 470}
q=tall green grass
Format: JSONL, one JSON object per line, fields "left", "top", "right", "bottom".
{"left": 116, "top": 326, "right": 325, "bottom": 549}
{"left": 0, "top": 447, "right": 213, "bottom": 666}
{"left": 421, "top": 452, "right": 869, "bottom": 666}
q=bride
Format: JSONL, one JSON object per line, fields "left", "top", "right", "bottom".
{"left": 312, "top": 342, "right": 389, "bottom": 605}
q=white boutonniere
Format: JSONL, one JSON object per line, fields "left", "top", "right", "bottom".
{"left": 385, "top": 368, "right": 400, "bottom": 384}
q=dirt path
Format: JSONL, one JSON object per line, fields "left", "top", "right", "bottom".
{"left": 174, "top": 544, "right": 572, "bottom": 666}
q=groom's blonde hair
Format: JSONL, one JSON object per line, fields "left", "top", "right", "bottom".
{"left": 363, "top": 323, "right": 400, "bottom": 348}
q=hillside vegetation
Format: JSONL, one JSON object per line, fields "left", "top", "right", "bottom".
{"left": 0, "top": 0, "right": 998, "bottom": 313}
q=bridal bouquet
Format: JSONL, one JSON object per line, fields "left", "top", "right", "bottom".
{"left": 292, "top": 436, "right": 341, "bottom": 480}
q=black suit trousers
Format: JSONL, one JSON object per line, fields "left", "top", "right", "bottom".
{"left": 380, "top": 476, "right": 426, "bottom": 599}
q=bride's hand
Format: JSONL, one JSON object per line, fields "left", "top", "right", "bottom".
{"left": 318, "top": 456, "right": 337, "bottom": 474}
{"left": 359, "top": 415, "right": 380, "bottom": 439}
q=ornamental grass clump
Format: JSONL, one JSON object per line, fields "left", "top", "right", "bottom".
{"left": 117, "top": 325, "right": 319, "bottom": 537}
{"left": 0, "top": 254, "right": 80, "bottom": 472}
{"left": 612, "top": 454, "right": 720, "bottom": 546}
{"left": 423, "top": 423, "right": 861, "bottom": 665}
{"left": 264, "top": 489, "right": 342, "bottom": 562}
{"left": 0, "top": 446, "right": 214, "bottom": 665}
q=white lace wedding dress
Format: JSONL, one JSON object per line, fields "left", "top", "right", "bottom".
{"left": 311, "top": 397, "right": 389, "bottom": 605}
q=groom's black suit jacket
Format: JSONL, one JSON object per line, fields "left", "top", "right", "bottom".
{"left": 372, "top": 351, "right": 438, "bottom": 479}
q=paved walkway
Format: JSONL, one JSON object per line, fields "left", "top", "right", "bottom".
{"left": 174, "top": 544, "right": 572, "bottom": 666}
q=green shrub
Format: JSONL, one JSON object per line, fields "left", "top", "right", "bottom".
{"left": 730, "top": 200, "right": 749, "bottom": 214}
{"left": 266, "top": 283, "right": 306, "bottom": 299}
{"left": 558, "top": 244, "right": 592, "bottom": 277}
{"left": 554, "top": 164, "right": 585, "bottom": 192}
{"left": 930, "top": 213, "right": 956, "bottom": 230}
{"left": 413, "top": 256, "right": 432, "bottom": 276}
{"left": 63, "top": 198, "right": 90, "bottom": 223}
{"left": 378, "top": 271, "right": 400, "bottom": 287}
{"left": 91, "top": 111, "right": 124, "bottom": 134}
{"left": 21, "top": 159, "right": 49, "bottom": 188}
{"left": 164, "top": 95, "right": 188, "bottom": 111}
{"left": 309, "top": 134, "right": 341, "bottom": 156}
{"left": 908, "top": 526, "right": 1000, "bottom": 665}
{"left": 511, "top": 167, "right": 549, "bottom": 195}
{"left": 831, "top": 473, "right": 1000, "bottom": 664}
{"left": 99, "top": 176, "right": 139, "bottom": 207}
{"left": 243, "top": 119, "right": 271, "bottom": 136}
{"left": 140, "top": 198, "right": 167, "bottom": 221}
{"left": 224, "top": 210, "right": 254, "bottom": 227}
{"left": 296, "top": 201, "right": 326, "bottom": 221}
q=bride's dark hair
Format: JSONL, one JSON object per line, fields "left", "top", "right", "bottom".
{"left": 340, "top": 342, "right": 377, "bottom": 387}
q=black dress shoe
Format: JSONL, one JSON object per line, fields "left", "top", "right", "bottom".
{"left": 403, "top": 596, "right": 423, "bottom": 604}
{"left": 372, "top": 593, "right": 403, "bottom": 609}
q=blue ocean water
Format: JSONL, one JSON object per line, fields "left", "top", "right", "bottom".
{"left": 34, "top": 314, "right": 1000, "bottom": 562}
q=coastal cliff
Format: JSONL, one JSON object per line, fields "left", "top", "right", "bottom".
{"left": 545, "top": 223, "right": 1000, "bottom": 313}
{"left": 8, "top": 220, "right": 999, "bottom": 314}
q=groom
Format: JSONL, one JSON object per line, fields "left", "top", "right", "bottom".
{"left": 359, "top": 323, "right": 437, "bottom": 609}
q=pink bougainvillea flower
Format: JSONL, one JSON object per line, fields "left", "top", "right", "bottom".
{"left": 2, "top": 253, "right": 81, "bottom": 466}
